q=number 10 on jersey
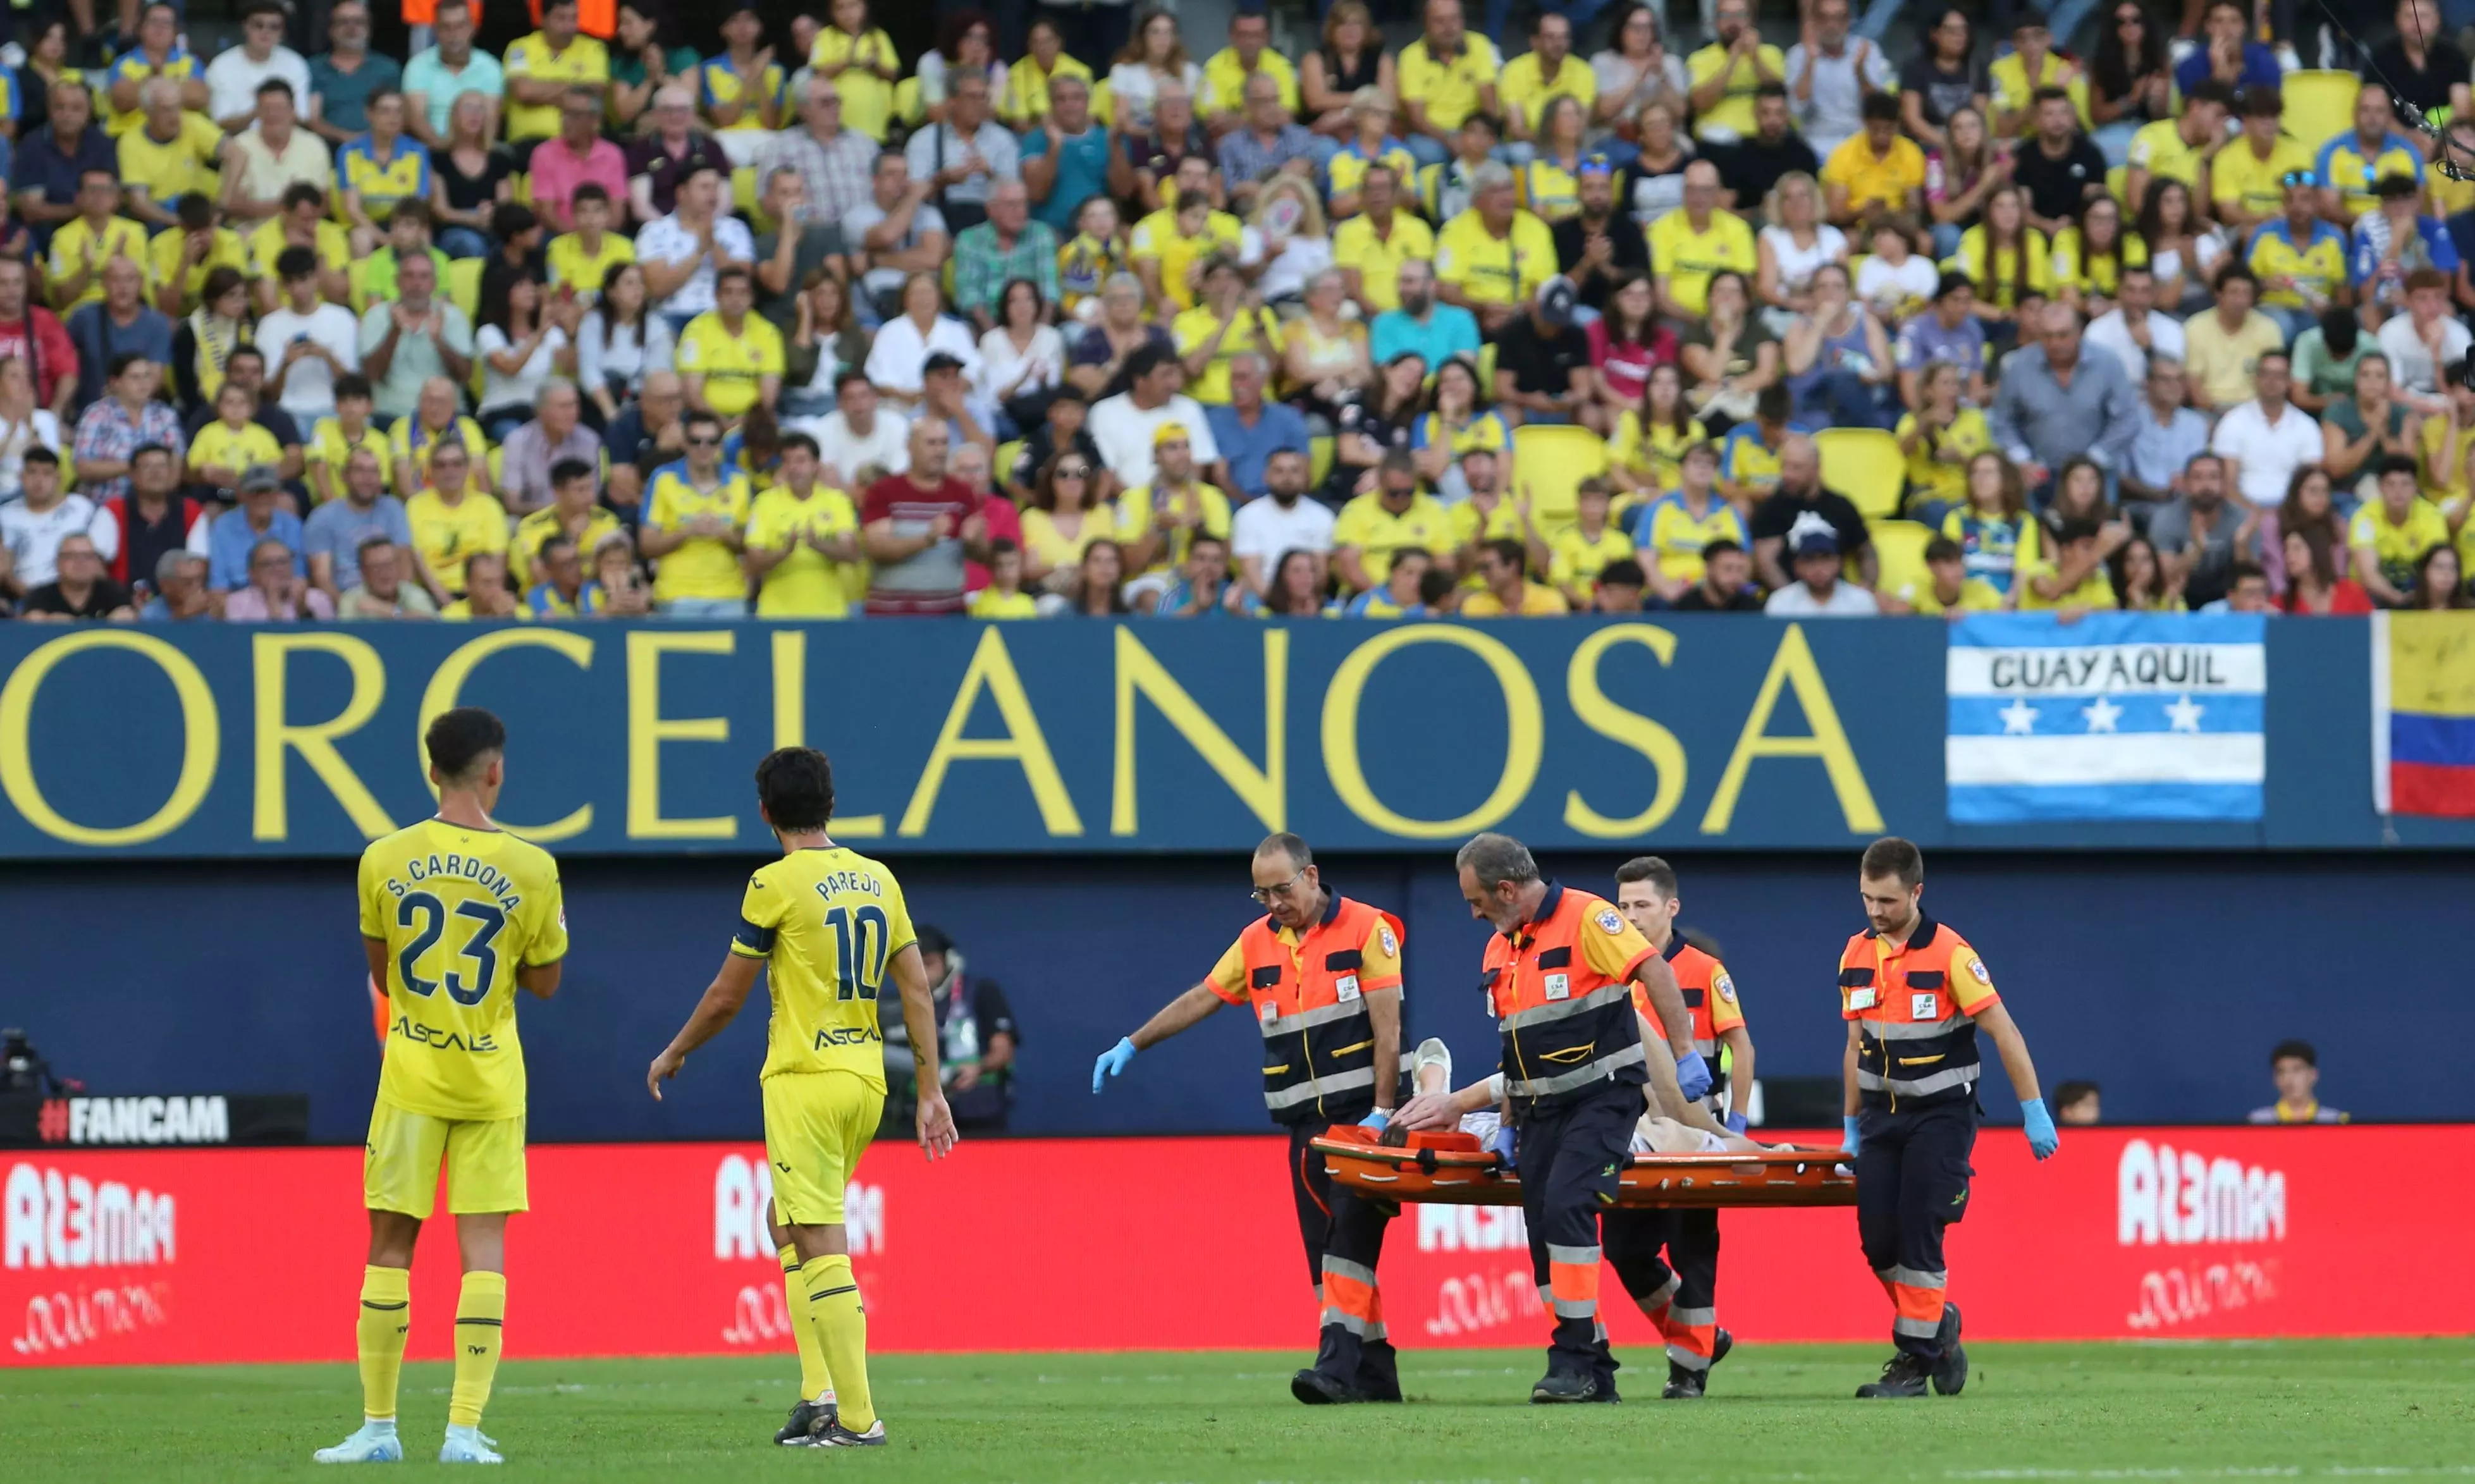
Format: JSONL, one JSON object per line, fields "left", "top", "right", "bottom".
{"left": 825, "top": 904, "right": 888, "bottom": 1000}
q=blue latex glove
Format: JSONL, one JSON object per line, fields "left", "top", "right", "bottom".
{"left": 1674, "top": 1050, "right": 1713, "bottom": 1101}
{"left": 1488, "top": 1127, "right": 1518, "bottom": 1169}
{"left": 2022, "top": 1097, "right": 2059, "bottom": 1160}
{"left": 1091, "top": 1036, "right": 1136, "bottom": 1095}
{"left": 1842, "top": 1115, "right": 1862, "bottom": 1156}
{"left": 1360, "top": 1109, "right": 1390, "bottom": 1134}
{"left": 1724, "top": 1110, "right": 1748, "bottom": 1136}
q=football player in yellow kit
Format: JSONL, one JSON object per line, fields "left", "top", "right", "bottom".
{"left": 648, "top": 745, "right": 957, "bottom": 1448}
{"left": 318, "top": 708, "right": 567, "bottom": 1466}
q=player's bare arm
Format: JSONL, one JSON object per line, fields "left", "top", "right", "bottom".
{"left": 887, "top": 941, "right": 959, "bottom": 1160}
{"left": 647, "top": 954, "right": 763, "bottom": 1098}
{"left": 1640, "top": 1013, "right": 1727, "bottom": 1137}
{"left": 517, "top": 961, "right": 562, "bottom": 999}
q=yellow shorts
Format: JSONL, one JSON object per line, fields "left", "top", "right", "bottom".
{"left": 362, "top": 1098, "right": 529, "bottom": 1220}
{"left": 762, "top": 1070, "right": 883, "bottom": 1227}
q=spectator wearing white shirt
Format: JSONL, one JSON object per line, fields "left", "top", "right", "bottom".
{"left": 1783, "top": 1, "right": 1895, "bottom": 163}
{"left": 206, "top": 1, "right": 314, "bottom": 132}
{"left": 2209, "top": 350, "right": 2323, "bottom": 512}
{"left": 1088, "top": 343, "right": 1224, "bottom": 490}
{"left": 1764, "top": 523, "right": 1879, "bottom": 615}
{"left": 635, "top": 164, "right": 757, "bottom": 330}
{"left": 865, "top": 271, "right": 984, "bottom": 413}
{"left": 2374, "top": 267, "right": 2471, "bottom": 412}
{"left": 222, "top": 79, "right": 335, "bottom": 223}
{"left": 257, "top": 245, "right": 364, "bottom": 424}
{"left": 2082, "top": 264, "right": 2185, "bottom": 385}
{"left": 1229, "top": 448, "right": 1336, "bottom": 596}
{"left": 797, "top": 371, "right": 913, "bottom": 489}
{"left": 0, "top": 452, "right": 96, "bottom": 592}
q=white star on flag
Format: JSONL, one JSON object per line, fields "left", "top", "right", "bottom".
{"left": 2165, "top": 694, "right": 2206, "bottom": 733}
{"left": 1999, "top": 698, "right": 2039, "bottom": 735}
{"left": 2080, "top": 696, "right": 2124, "bottom": 733}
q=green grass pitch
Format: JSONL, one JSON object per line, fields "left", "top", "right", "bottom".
{"left": 9, "top": 1341, "right": 2473, "bottom": 1481}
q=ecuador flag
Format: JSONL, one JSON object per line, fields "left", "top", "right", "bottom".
{"left": 2374, "top": 612, "right": 2475, "bottom": 816}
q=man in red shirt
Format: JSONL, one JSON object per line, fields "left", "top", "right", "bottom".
{"left": 949, "top": 439, "right": 1021, "bottom": 594}
{"left": 860, "top": 420, "right": 990, "bottom": 616}
{"left": 0, "top": 257, "right": 78, "bottom": 420}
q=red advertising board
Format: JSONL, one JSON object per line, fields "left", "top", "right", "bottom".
{"left": 7, "top": 1127, "right": 2469, "bottom": 1366}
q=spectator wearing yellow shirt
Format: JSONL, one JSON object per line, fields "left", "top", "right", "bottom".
{"left": 403, "top": 438, "right": 508, "bottom": 599}
{"left": 104, "top": 4, "right": 208, "bottom": 138}
{"left": 1333, "top": 449, "right": 1455, "bottom": 591}
{"left": 190, "top": 382, "right": 286, "bottom": 499}
{"left": 509, "top": 458, "right": 622, "bottom": 590}
{"left": 1547, "top": 479, "right": 1635, "bottom": 607}
{"left": 701, "top": 7, "right": 789, "bottom": 167}
{"left": 2244, "top": 178, "right": 2352, "bottom": 341}
{"left": 969, "top": 538, "right": 1041, "bottom": 616}
{"left": 1461, "top": 536, "right": 1569, "bottom": 615}
{"left": 390, "top": 377, "right": 491, "bottom": 500}
{"left": 1129, "top": 158, "right": 1243, "bottom": 316}
{"left": 1396, "top": 0, "right": 1501, "bottom": 168}
{"left": 2020, "top": 515, "right": 2125, "bottom": 610}
{"left": 2315, "top": 83, "right": 2426, "bottom": 226}
{"left": 2123, "top": 81, "right": 2233, "bottom": 219}
{"left": 49, "top": 170, "right": 149, "bottom": 314}
{"left": 546, "top": 184, "right": 636, "bottom": 298}
{"left": 1821, "top": 95, "right": 1925, "bottom": 228}
{"left": 149, "top": 196, "right": 250, "bottom": 319}
{"left": 2182, "top": 264, "right": 2286, "bottom": 414}
{"left": 1686, "top": 0, "right": 1784, "bottom": 145}
{"left": 1114, "top": 426, "right": 1232, "bottom": 582}
{"left": 1649, "top": 160, "right": 1757, "bottom": 321}
{"left": 678, "top": 267, "right": 787, "bottom": 420}
{"left": 808, "top": 0, "right": 900, "bottom": 144}
{"left": 307, "top": 374, "right": 391, "bottom": 508}
{"left": 1896, "top": 363, "right": 1993, "bottom": 520}
{"left": 244, "top": 184, "right": 353, "bottom": 312}
{"left": 1949, "top": 183, "right": 2050, "bottom": 331}
{"left": 2352, "top": 455, "right": 2452, "bottom": 605}
{"left": 1000, "top": 18, "right": 1094, "bottom": 130}
{"left": 1434, "top": 163, "right": 1557, "bottom": 337}
{"left": 1199, "top": 9, "right": 1299, "bottom": 132}
{"left": 438, "top": 550, "right": 531, "bottom": 619}
{"left": 2211, "top": 87, "right": 2312, "bottom": 238}
{"left": 118, "top": 79, "right": 226, "bottom": 233}
{"left": 740, "top": 434, "right": 862, "bottom": 616}
{"left": 1499, "top": 13, "right": 1597, "bottom": 149}
{"left": 336, "top": 90, "right": 433, "bottom": 256}
{"left": 1325, "top": 91, "right": 1419, "bottom": 221}
{"left": 504, "top": 0, "right": 612, "bottom": 146}
{"left": 1174, "top": 257, "right": 1284, "bottom": 406}
{"left": 1987, "top": 13, "right": 2076, "bottom": 139}
{"left": 1332, "top": 164, "right": 1433, "bottom": 316}
{"left": 1894, "top": 535, "right": 2007, "bottom": 615}
{"left": 639, "top": 409, "right": 752, "bottom": 616}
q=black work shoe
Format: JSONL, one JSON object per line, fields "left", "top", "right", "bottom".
{"left": 1291, "top": 1368, "right": 1363, "bottom": 1405}
{"left": 1855, "top": 1352, "right": 1933, "bottom": 1398}
{"left": 1661, "top": 1361, "right": 1705, "bottom": 1399}
{"left": 1530, "top": 1369, "right": 1600, "bottom": 1404}
{"left": 1932, "top": 1303, "right": 1968, "bottom": 1396}
{"left": 774, "top": 1398, "right": 834, "bottom": 1445}
{"left": 1711, "top": 1327, "right": 1735, "bottom": 1368}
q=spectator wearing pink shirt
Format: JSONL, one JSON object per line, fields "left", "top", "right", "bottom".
{"left": 223, "top": 536, "right": 338, "bottom": 620}
{"left": 527, "top": 87, "right": 629, "bottom": 231}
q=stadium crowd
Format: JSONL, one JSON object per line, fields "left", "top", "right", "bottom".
{"left": 0, "top": 0, "right": 2473, "bottom": 622}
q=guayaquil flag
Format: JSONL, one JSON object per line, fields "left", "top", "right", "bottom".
{"left": 1946, "top": 612, "right": 2267, "bottom": 823}
{"left": 2371, "top": 611, "right": 2475, "bottom": 816}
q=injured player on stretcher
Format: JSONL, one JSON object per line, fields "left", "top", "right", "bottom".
{"left": 1393, "top": 1038, "right": 1778, "bottom": 1157}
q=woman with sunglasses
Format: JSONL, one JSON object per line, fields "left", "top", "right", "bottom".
{"left": 2087, "top": 4, "right": 2173, "bottom": 167}
{"left": 1018, "top": 450, "right": 1109, "bottom": 589}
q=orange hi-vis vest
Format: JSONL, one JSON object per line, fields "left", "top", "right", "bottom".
{"left": 1838, "top": 912, "right": 1999, "bottom": 1110}
{"left": 1664, "top": 932, "right": 1745, "bottom": 1097}
{"left": 1485, "top": 883, "right": 1656, "bottom": 1112}
{"left": 1215, "top": 893, "right": 1406, "bottom": 1126}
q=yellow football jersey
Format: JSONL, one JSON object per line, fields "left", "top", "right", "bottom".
{"left": 359, "top": 817, "right": 568, "bottom": 1122}
{"left": 732, "top": 844, "right": 918, "bottom": 1088}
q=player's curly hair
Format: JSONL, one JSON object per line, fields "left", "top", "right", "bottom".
{"left": 424, "top": 708, "right": 505, "bottom": 785}
{"left": 756, "top": 747, "right": 836, "bottom": 832}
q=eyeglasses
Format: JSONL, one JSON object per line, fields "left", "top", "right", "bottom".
{"left": 686, "top": 434, "right": 722, "bottom": 447}
{"left": 2281, "top": 169, "right": 2319, "bottom": 188}
{"left": 1250, "top": 866, "right": 1307, "bottom": 904}
{"left": 1055, "top": 465, "right": 1090, "bottom": 479}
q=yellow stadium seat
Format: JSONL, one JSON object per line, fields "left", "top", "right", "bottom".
{"left": 446, "top": 257, "right": 484, "bottom": 322}
{"left": 1814, "top": 426, "right": 1904, "bottom": 522}
{"left": 1511, "top": 423, "right": 1607, "bottom": 534}
{"left": 894, "top": 77, "right": 925, "bottom": 128}
{"left": 995, "top": 439, "right": 1024, "bottom": 482}
{"left": 511, "top": 173, "right": 534, "bottom": 208}
{"left": 1310, "top": 434, "right": 1333, "bottom": 489}
{"left": 1091, "top": 78, "right": 1114, "bottom": 129}
{"left": 2282, "top": 70, "right": 2361, "bottom": 154}
{"left": 2106, "top": 164, "right": 2127, "bottom": 206}
{"left": 1870, "top": 518, "right": 1935, "bottom": 600}
{"left": 486, "top": 444, "right": 504, "bottom": 493}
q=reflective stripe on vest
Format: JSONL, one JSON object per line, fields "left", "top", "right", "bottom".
{"left": 1487, "top": 883, "right": 1649, "bottom": 1112}
{"left": 1840, "top": 917, "right": 1980, "bottom": 1106}
{"left": 1241, "top": 893, "right": 1404, "bottom": 1124}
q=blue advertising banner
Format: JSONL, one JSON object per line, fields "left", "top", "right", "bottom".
{"left": 0, "top": 618, "right": 1946, "bottom": 859}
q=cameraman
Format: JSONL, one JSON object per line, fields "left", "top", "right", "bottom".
{"left": 880, "top": 925, "right": 1019, "bottom": 1134}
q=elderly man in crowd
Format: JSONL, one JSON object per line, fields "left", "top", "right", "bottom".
{"left": 1991, "top": 302, "right": 2140, "bottom": 501}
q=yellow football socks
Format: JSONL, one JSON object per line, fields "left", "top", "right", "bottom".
{"left": 799, "top": 1254, "right": 873, "bottom": 1430}
{"left": 780, "top": 1244, "right": 833, "bottom": 1403}
{"left": 355, "top": 1265, "right": 410, "bottom": 1421}
{"left": 448, "top": 1271, "right": 507, "bottom": 1429}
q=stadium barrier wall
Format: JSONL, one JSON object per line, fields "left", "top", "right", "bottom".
{"left": 7, "top": 1127, "right": 2467, "bottom": 1367}
{"left": 9, "top": 850, "right": 2469, "bottom": 1138}
{"left": 0, "top": 616, "right": 2466, "bottom": 860}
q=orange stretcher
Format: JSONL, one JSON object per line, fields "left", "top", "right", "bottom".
{"left": 1311, "top": 1127, "right": 1857, "bottom": 1209}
